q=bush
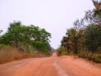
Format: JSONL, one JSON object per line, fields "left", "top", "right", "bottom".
{"left": 77, "top": 50, "right": 101, "bottom": 63}
{"left": 0, "top": 45, "right": 29, "bottom": 64}
{"left": 0, "top": 22, "right": 51, "bottom": 56}
{"left": 58, "top": 47, "right": 70, "bottom": 56}
{"left": 92, "top": 54, "right": 101, "bottom": 63}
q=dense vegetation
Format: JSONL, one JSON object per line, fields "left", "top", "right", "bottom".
{"left": 58, "top": 0, "right": 101, "bottom": 63}
{"left": 0, "top": 22, "right": 51, "bottom": 63}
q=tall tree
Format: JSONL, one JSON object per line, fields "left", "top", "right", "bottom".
{"left": 0, "top": 21, "right": 51, "bottom": 53}
{"left": 85, "top": 24, "right": 101, "bottom": 51}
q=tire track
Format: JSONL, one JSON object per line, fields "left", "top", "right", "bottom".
{"left": 53, "top": 60, "right": 69, "bottom": 76}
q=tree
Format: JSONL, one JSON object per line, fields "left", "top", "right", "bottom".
{"left": 0, "top": 30, "right": 2, "bottom": 34}
{"left": 61, "top": 28, "right": 79, "bottom": 53}
{"left": 92, "top": 0, "right": 101, "bottom": 11}
{"left": 0, "top": 21, "right": 51, "bottom": 54}
{"left": 85, "top": 24, "right": 101, "bottom": 51}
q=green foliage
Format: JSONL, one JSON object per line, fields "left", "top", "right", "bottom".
{"left": 0, "top": 21, "right": 51, "bottom": 55}
{"left": 67, "top": 29, "right": 79, "bottom": 53}
{"left": 85, "top": 25, "right": 101, "bottom": 51}
{"left": 59, "top": 0, "right": 101, "bottom": 63}
{"left": 60, "top": 25, "right": 101, "bottom": 62}
{"left": 61, "top": 28, "right": 85, "bottom": 54}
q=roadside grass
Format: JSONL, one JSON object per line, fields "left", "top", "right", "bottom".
{"left": 77, "top": 51, "right": 101, "bottom": 63}
{"left": 0, "top": 45, "right": 30, "bottom": 64}
{"left": 58, "top": 49, "right": 101, "bottom": 63}
{"left": 0, "top": 45, "right": 50, "bottom": 64}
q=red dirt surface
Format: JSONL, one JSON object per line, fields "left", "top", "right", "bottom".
{"left": 0, "top": 55, "right": 101, "bottom": 76}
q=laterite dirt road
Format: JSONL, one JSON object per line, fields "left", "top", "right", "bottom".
{"left": 0, "top": 54, "right": 101, "bottom": 76}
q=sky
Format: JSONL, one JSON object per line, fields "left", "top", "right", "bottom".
{"left": 0, "top": 0, "right": 94, "bottom": 49}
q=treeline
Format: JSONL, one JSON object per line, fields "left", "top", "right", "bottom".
{"left": 0, "top": 22, "right": 51, "bottom": 63}
{"left": 58, "top": 0, "right": 101, "bottom": 63}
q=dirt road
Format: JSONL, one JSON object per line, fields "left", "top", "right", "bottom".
{"left": 0, "top": 56, "right": 101, "bottom": 76}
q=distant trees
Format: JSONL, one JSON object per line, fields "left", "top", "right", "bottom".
{"left": 59, "top": 0, "right": 101, "bottom": 59}
{"left": 0, "top": 22, "right": 51, "bottom": 54}
{"left": 0, "top": 30, "right": 2, "bottom": 33}
{"left": 61, "top": 28, "right": 84, "bottom": 54}
{"left": 0, "top": 30, "right": 2, "bottom": 38}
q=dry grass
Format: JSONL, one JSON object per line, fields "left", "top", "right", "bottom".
{"left": 77, "top": 51, "right": 101, "bottom": 63}
{"left": 0, "top": 45, "right": 51, "bottom": 64}
{"left": 0, "top": 46, "right": 30, "bottom": 64}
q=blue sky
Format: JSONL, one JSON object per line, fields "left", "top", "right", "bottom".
{"left": 0, "top": 0, "right": 94, "bottom": 49}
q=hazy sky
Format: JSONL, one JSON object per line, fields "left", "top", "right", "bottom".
{"left": 0, "top": 0, "right": 94, "bottom": 49}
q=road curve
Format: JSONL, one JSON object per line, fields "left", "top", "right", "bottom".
{"left": 0, "top": 56, "right": 101, "bottom": 76}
